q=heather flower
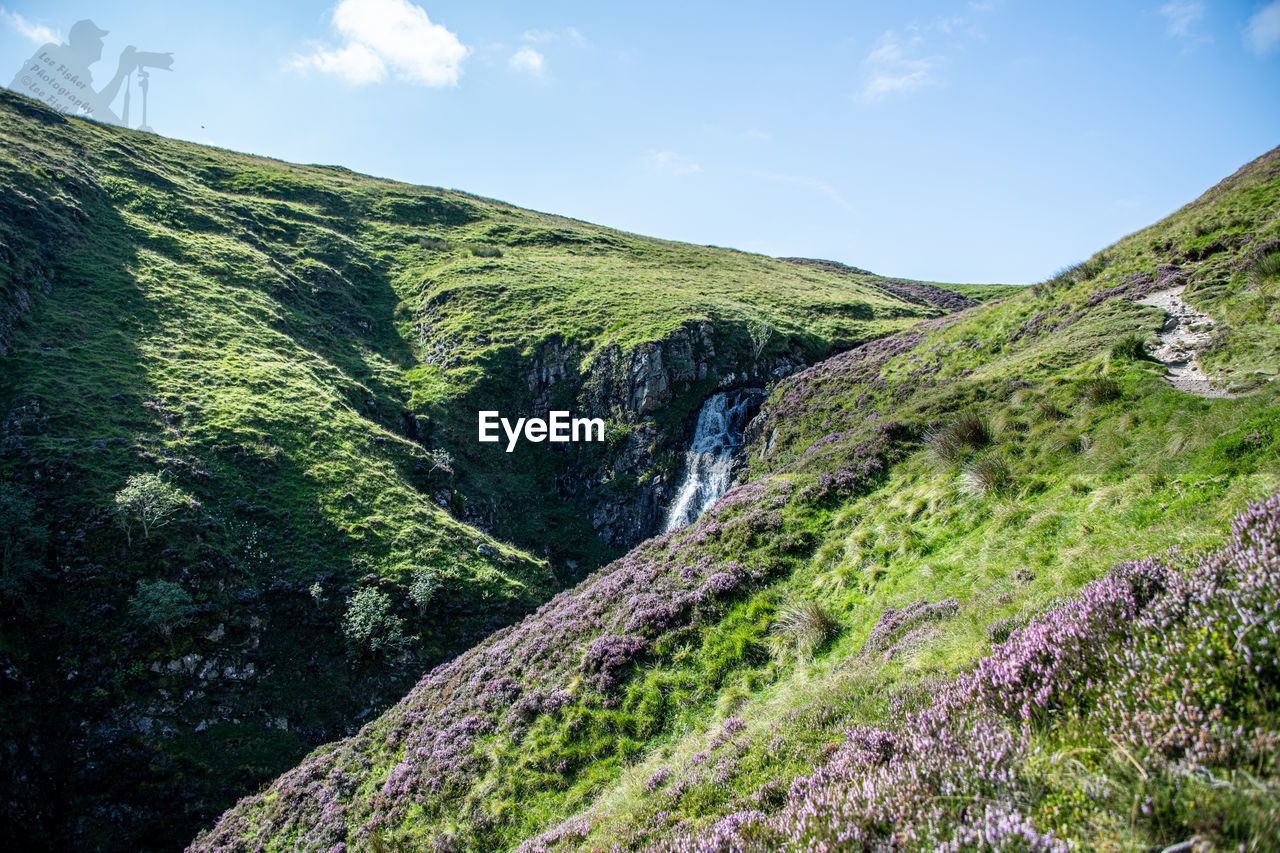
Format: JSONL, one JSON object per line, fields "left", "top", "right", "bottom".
{"left": 580, "top": 634, "right": 649, "bottom": 693}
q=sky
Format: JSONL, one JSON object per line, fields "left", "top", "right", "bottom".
{"left": 2, "top": 1, "right": 1278, "bottom": 284}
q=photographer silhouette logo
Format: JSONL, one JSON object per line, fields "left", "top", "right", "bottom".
{"left": 8, "top": 18, "right": 172, "bottom": 130}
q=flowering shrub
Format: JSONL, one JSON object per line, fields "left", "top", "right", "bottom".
{"left": 554, "top": 493, "right": 1280, "bottom": 853}
{"left": 646, "top": 768, "right": 673, "bottom": 792}
{"left": 580, "top": 634, "right": 649, "bottom": 693}
{"left": 858, "top": 597, "right": 959, "bottom": 661}
{"left": 701, "top": 565, "right": 746, "bottom": 597}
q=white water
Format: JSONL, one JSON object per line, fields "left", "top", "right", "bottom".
{"left": 663, "top": 392, "right": 757, "bottom": 532}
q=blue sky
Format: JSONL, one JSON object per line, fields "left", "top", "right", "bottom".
{"left": 2, "top": 1, "right": 1278, "bottom": 283}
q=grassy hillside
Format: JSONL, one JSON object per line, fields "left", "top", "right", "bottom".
{"left": 0, "top": 88, "right": 956, "bottom": 852}
{"left": 192, "top": 147, "right": 1280, "bottom": 852}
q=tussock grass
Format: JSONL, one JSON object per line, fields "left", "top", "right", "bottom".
{"left": 1037, "top": 401, "right": 1068, "bottom": 422}
{"left": 961, "top": 456, "right": 1013, "bottom": 496}
{"left": 1248, "top": 249, "right": 1280, "bottom": 286}
{"left": 1110, "top": 332, "right": 1149, "bottom": 361}
{"left": 925, "top": 411, "right": 992, "bottom": 463}
{"left": 768, "top": 600, "right": 840, "bottom": 660}
{"left": 1084, "top": 377, "right": 1123, "bottom": 404}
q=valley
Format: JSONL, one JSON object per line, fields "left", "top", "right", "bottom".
{"left": 1, "top": 86, "right": 1278, "bottom": 853}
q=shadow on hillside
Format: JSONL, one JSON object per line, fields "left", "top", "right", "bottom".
{"left": 0, "top": 90, "right": 186, "bottom": 853}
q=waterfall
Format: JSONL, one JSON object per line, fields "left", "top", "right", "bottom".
{"left": 663, "top": 391, "right": 759, "bottom": 532}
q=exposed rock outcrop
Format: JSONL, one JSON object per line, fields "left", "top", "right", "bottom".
{"left": 511, "top": 320, "right": 797, "bottom": 551}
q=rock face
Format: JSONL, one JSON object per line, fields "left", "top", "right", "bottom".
{"left": 622, "top": 321, "right": 716, "bottom": 414}
{"left": 510, "top": 320, "right": 797, "bottom": 551}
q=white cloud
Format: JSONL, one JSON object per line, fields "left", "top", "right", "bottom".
{"left": 287, "top": 0, "right": 469, "bottom": 87}
{"left": 292, "top": 42, "right": 387, "bottom": 84}
{"left": 1160, "top": 1, "right": 1205, "bottom": 39}
{"left": 1245, "top": 1, "right": 1280, "bottom": 54}
{"left": 755, "top": 172, "right": 852, "bottom": 210}
{"left": 509, "top": 45, "right": 545, "bottom": 76}
{"left": 857, "top": 31, "right": 938, "bottom": 104}
{"left": 645, "top": 150, "right": 702, "bottom": 176}
{"left": 522, "top": 27, "right": 586, "bottom": 45}
{"left": 1, "top": 9, "right": 59, "bottom": 44}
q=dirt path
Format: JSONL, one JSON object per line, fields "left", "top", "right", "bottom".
{"left": 1136, "top": 286, "right": 1234, "bottom": 398}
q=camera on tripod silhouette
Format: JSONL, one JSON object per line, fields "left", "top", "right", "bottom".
{"left": 133, "top": 51, "right": 174, "bottom": 71}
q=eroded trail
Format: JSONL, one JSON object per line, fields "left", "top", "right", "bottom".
{"left": 1137, "top": 285, "right": 1233, "bottom": 398}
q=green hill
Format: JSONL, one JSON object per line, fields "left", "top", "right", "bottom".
{"left": 191, "top": 146, "right": 1280, "bottom": 852}
{"left": 0, "top": 88, "right": 961, "bottom": 851}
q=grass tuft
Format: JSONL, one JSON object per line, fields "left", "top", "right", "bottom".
{"left": 1248, "top": 249, "right": 1280, "bottom": 287}
{"left": 960, "top": 456, "right": 1013, "bottom": 496}
{"left": 1084, "top": 378, "right": 1123, "bottom": 404}
{"left": 767, "top": 600, "right": 839, "bottom": 660}
{"left": 1035, "top": 399, "right": 1068, "bottom": 421}
{"left": 925, "top": 412, "right": 992, "bottom": 463}
{"left": 1110, "top": 333, "right": 1148, "bottom": 361}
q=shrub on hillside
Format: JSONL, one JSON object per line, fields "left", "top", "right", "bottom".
{"left": 746, "top": 318, "right": 773, "bottom": 360}
{"left": 342, "top": 587, "right": 407, "bottom": 656}
{"left": 113, "top": 472, "right": 198, "bottom": 545}
{"left": 129, "top": 579, "right": 197, "bottom": 640}
{"left": 408, "top": 569, "right": 439, "bottom": 616}
{"left": 470, "top": 244, "right": 503, "bottom": 258}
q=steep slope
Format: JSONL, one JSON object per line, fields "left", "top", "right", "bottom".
{"left": 0, "top": 88, "right": 958, "bottom": 852}
{"left": 192, "top": 147, "right": 1280, "bottom": 852}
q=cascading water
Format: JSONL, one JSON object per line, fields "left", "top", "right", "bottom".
{"left": 663, "top": 390, "right": 760, "bottom": 532}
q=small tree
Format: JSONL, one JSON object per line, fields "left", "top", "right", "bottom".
{"left": 129, "top": 579, "right": 197, "bottom": 641}
{"left": 408, "top": 568, "right": 439, "bottom": 617}
{"left": 426, "top": 448, "right": 454, "bottom": 476}
{"left": 342, "top": 587, "right": 407, "bottom": 656}
{"left": 114, "top": 472, "right": 198, "bottom": 545}
{"left": 747, "top": 318, "right": 773, "bottom": 360}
